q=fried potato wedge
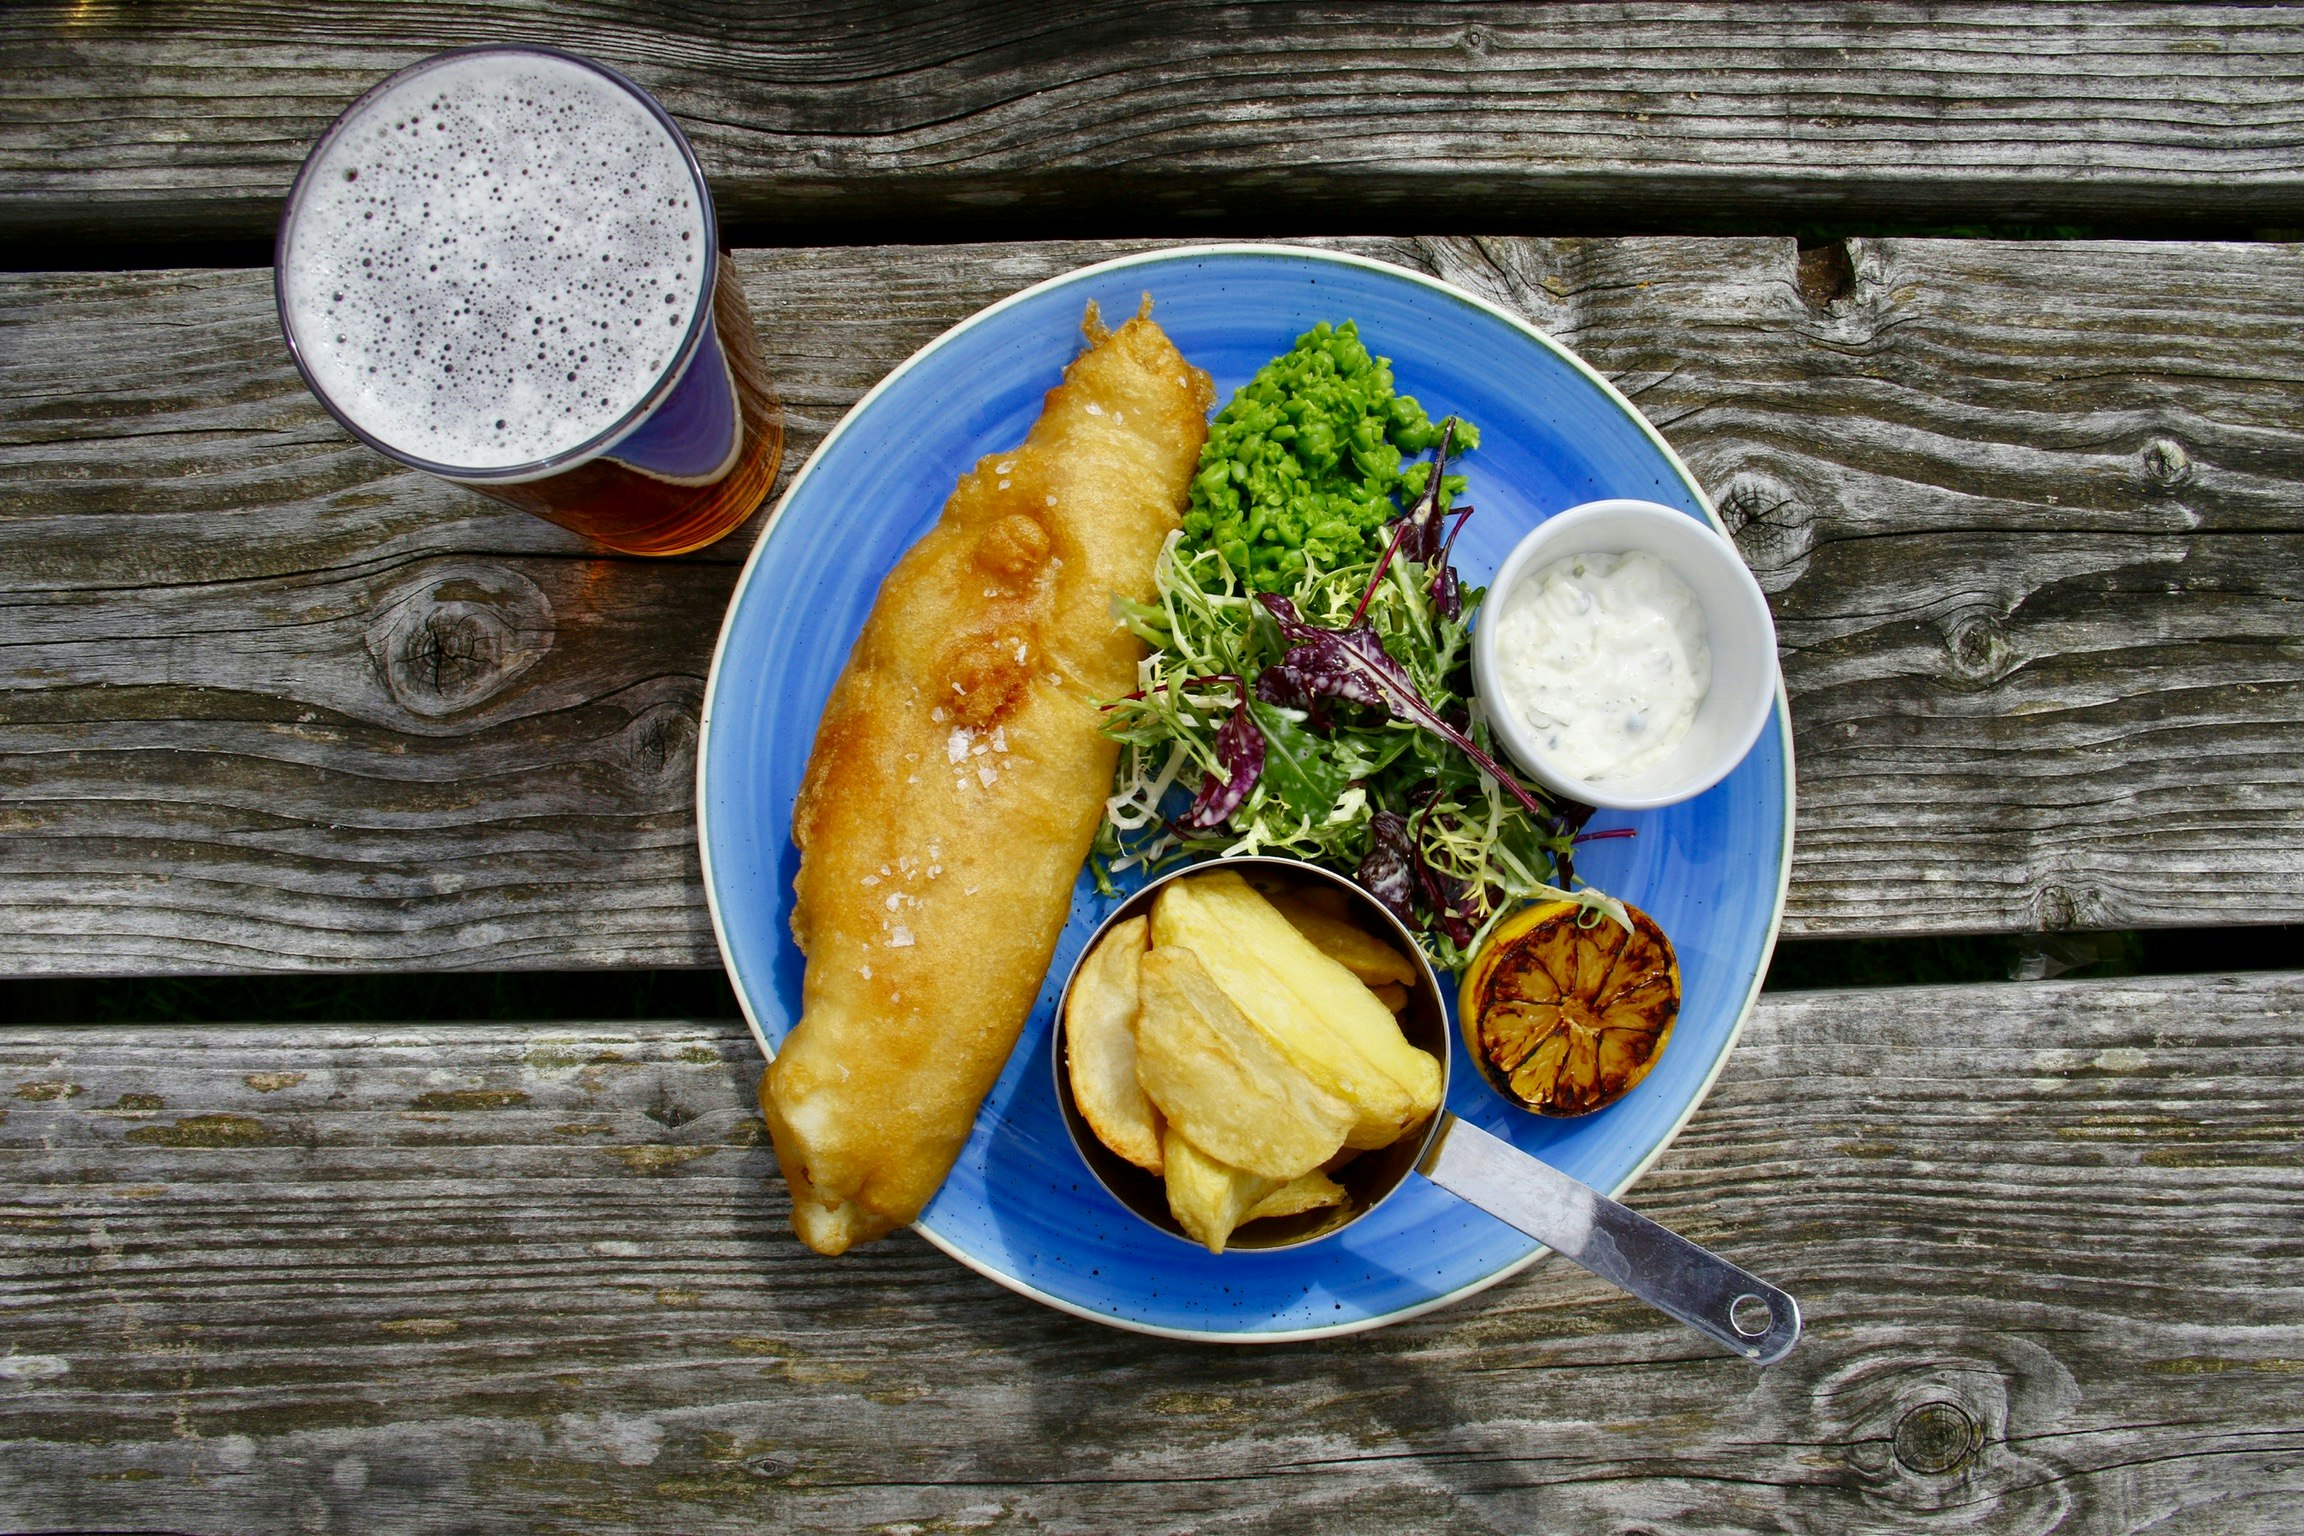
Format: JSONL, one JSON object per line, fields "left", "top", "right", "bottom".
{"left": 1153, "top": 870, "right": 1442, "bottom": 1149}
{"left": 1163, "top": 1126, "right": 1279, "bottom": 1254}
{"left": 1252, "top": 874, "right": 1352, "bottom": 919}
{"left": 1136, "top": 946, "right": 1354, "bottom": 1180}
{"left": 1244, "top": 1169, "right": 1348, "bottom": 1222}
{"left": 1265, "top": 890, "right": 1419, "bottom": 989}
{"left": 1064, "top": 915, "right": 1163, "bottom": 1172}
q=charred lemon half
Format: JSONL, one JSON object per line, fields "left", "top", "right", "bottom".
{"left": 1459, "top": 900, "right": 1680, "bottom": 1116}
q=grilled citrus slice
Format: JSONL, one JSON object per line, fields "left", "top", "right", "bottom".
{"left": 1458, "top": 899, "right": 1679, "bottom": 1117}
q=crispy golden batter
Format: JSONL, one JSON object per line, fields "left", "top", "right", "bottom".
{"left": 762, "top": 302, "right": 1214, "bottom": 1254}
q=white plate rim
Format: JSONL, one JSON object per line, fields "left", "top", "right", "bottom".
{"left": 696, "top": 240, "right": 1795, "bottom": 1344}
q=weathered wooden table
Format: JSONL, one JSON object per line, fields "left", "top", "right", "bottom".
{"left": 4, "top": 7, "right": 2301, "bottom": 1532}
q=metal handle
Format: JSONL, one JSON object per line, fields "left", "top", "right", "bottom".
{"left": 1417, "top": 1115, "right": 1801, "bottom": 1365}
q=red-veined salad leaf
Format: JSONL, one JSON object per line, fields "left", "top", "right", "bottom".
{"left": 1176, "top": 688, "right": 1264, "bottom": 831}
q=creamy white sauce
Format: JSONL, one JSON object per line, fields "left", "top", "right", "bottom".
{"left": 1490, "top": 550, "right": 1710, "bottom": 781}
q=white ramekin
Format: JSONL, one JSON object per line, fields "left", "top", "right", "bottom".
{"left": 1471, "top": 499, "right": 1779, "bottom": 812}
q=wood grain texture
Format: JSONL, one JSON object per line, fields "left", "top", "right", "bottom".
{"left": 3, "top": 236, "right": 2301, "bottom": 973}
{"left": 4, "top": 3, "right": 2304, "bottom": 249}
{"left": 1, "top": 973, "right": 2299, "bottom": 1532}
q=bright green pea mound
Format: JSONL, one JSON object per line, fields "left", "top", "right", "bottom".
{"left": 1179, "top": 320, "right": 1477, "bottom": 592}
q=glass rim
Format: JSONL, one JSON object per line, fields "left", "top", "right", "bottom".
{"left": 273, "top": 43, "right": 722, "bottom": 485}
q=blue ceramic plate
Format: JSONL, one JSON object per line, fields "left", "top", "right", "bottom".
{"left": 699, "top": 245, "right": 1791, "bottom": 1341}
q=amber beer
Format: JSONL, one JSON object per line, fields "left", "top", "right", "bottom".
{"left": 275, "top": 46, "right": 781, "bottom": 556}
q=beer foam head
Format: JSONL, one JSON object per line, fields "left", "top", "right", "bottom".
{"left": 280, "top": 50, "right": 709, "bottom": 472}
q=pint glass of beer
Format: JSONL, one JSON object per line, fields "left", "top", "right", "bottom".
{"left": 275, "top": 46, "right": 782, "bottom": 557}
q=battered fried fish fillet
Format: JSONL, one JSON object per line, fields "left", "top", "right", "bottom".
{"left": 762, "top": 301, "right": 1214, "bottom": 1254}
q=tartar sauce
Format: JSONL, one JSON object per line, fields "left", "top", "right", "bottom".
{"left": 1489, "top": 550, "right": 1710, "bottom": 781}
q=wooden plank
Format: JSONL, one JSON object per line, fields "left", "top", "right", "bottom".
{"left": 2, "top": 236, "right": 2301, "bottom": 973}
{"left": 4, "top": 4, "right": 2304, "bottom": 249}
{"left": 1, "top": 972, "right": 2298, "bottom": 1532}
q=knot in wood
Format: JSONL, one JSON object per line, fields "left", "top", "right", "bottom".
{"left": 2034, "top": 882, "right": 2084, "bottom": 930}
{"left": 2141, "top": 436, "right": 2192, "bottom": 489}
{"left": 1893, "top": 1400, "right": 1980, "bottom": 1475}
{"left": 1813, "top": 1339, "right": 2075, "bottom": 1521}
{"left": 624, "top": 699, "right": 699, "bottom": 782}
{"left": 1714, "top": 469, "right": 1814, "bottom": 594}
{"left": 1944, "top": 612, "right": 2017, "bottom": 686}
{"left": 367, "top": 565, "right": 554, "bottom": 719}
{"left": 1796, "top": 240, "right": 1857, "bottom": 310}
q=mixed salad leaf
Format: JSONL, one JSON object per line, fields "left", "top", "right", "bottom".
{"left": 1096, "top": 325, "right": 1627, "bottom": 970}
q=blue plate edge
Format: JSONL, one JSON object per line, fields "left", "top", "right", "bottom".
{"left": 694, "top": 241, "right": 1796, "bottom": 1344}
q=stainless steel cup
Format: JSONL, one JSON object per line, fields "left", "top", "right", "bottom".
{"left": 1052, "top": 855, "right": 1803, "bottom": 1364}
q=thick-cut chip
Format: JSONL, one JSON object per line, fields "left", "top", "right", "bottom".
{"left": 1371, "top": 982, "right": 1409, "bottom": 1014}
{"left": 1163, "top": 1127, "right": 1278, "bottom": 1254}
{"left": 1245, "top": 1169, "right": 1347, "bottom": 1222}
{"left": 1152, "top": 870, "right": 1442, "bottom": 1149}
{"left": 1064, "top": 915, "right": 1162, "bottom": 1173}
{"left": 1254, "top": 876, "right": 1351, "bottom": 920}
{"left": 1265, "top": 890, "right": 1418, "bottom": 988}
{"left": 1135, "top": 947, "right": 1354, "bottom": 1180}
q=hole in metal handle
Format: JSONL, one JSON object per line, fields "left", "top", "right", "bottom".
{"left": 1730, "top": 1293, "right": 1773, "bottom": 1338}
